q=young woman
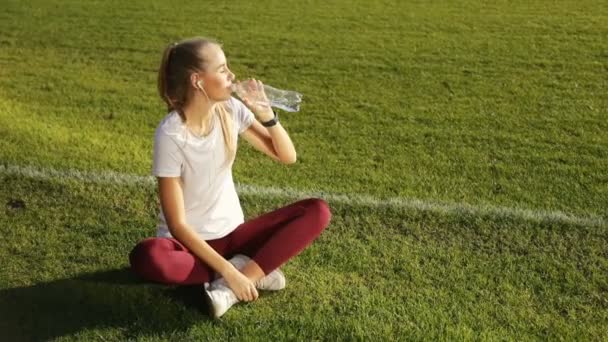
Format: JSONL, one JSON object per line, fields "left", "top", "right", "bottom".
{"left": 128, "top": 37, "right": 331, "bottom": 318}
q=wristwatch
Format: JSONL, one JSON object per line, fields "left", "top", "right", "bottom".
{"left": 261, "top": 110, "right": 279, "bottom": 127}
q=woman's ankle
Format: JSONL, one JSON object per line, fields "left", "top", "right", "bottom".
{"left": 240, "top": 260, "right": 266, "bottom": 283}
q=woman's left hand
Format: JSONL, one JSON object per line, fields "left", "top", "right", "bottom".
{"left": 239, "top": 79, "right": 274, "bottom": 121}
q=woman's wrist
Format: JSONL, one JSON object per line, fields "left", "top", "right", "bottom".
{"left": 256, "top": 109, "right": 275, "bottom": 122}
{"left": 259, "top": 110, "right": 279, "bottom": 127}
{"left": 219, "top": 260, "right": 238, "bottom": 278}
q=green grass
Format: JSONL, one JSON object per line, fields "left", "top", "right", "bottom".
{"left": 2, "top": 176, "right": 606, "bottom": 340}
{"left": 1, "top": 0, "right": 607, "bottom": 340}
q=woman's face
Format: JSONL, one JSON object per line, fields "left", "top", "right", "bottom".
{"left": 197, "top": 44, "right": 235, "bottom": 101}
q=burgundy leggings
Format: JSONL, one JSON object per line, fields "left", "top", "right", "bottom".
{"left": 129, "top": 198, "right": 331, "bottom": 285}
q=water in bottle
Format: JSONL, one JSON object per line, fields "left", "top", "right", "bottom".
{"left": 231, "top": 80, "right": 303, "bottom": 112}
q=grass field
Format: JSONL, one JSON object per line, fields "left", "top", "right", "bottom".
{"left": 1, "top": 0, "right": 607, "bottom": 340}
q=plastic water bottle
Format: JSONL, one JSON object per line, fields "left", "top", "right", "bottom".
{"left": 231, "top": 80, "right": 303, "bottom": 112}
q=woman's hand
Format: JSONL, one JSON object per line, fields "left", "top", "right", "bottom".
{"left": 238, "top": 79, "right": 274, "bottom": 122}
{"left": 221, "top": 266, "right": 259, "bottom": 302}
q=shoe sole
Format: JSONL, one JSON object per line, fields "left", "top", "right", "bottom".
{"left": 274, "top": 268, "right": 286, "bottom": 289}
{"left": 201, "top": 289, "right": 219, "bottom": 319}
{"left": 259, "top": 268, "right": 286, "bottom": 291}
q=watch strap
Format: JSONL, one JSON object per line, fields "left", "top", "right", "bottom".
{"left": 261, "top": 111, "right": 279, "bottom": 127}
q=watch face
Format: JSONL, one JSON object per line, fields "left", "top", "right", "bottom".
{"left": 262, "top": 117, "right": 278, "bottom": 127}
{"left": 262, "top": 112, "right": 278, "bottom": 127}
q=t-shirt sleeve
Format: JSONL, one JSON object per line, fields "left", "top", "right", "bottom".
{"left": 229, "top": 97, "right": 256, "bottom": 134}
{"left": 152, "top": 129, "right": 183, "bottom": 177}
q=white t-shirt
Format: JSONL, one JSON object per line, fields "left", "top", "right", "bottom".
{"left": 152, "top": 97, "right": 255, "bottom": 240}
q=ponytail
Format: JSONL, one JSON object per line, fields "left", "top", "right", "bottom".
{"left": 157, "top": 43, "right": 176, "bottom": 113}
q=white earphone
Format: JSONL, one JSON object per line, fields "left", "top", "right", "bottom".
{"left": 196, "top": 80, "right": 204, "bottom": 90}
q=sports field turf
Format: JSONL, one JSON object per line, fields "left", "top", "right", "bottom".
{"left": 1, "top": 0, "right": 606, "bottom": 340}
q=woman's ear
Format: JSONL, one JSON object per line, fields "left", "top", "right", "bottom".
{"left": 190, "top": 73, "right": 203, "bottom": 90}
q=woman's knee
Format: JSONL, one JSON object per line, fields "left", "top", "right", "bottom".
{"left": 129, "top": 238, "right": 177, "bottom": 279}
{"left": 303, "top": 198, "right": 332, "bottom": 232}
{"left": 129, "top": 238, "right": 152, "bottom": 263}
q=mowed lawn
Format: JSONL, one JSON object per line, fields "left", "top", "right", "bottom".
{"left": 0, "top": 0, "right": 607, "bottom": 340}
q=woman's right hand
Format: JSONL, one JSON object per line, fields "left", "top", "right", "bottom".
{"left": 221, "top": 266, "right": 259, "bottom": 302}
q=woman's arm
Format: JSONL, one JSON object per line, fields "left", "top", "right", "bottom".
{"left": 240, "top": 119, "right": 296, "bottom": 164}
{"left": 238, "top": 79, "right": 297, "bottom": 164}
{"left": 158, "top": 177, "right": 258, "bottom": 301}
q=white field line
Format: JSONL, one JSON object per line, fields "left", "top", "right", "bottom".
{"left": 1, "top": 164, "right": 605, "bottom": 227}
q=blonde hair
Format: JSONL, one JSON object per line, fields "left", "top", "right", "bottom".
{"left": 214, "top": 102, "right": 236, "bottom": 166}
{"left": 157, "top": 37, "right": 236, "bottom": 166}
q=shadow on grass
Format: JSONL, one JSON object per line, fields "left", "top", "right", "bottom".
{"left": 0, "top": 268, "right": 212, "bottom": 341}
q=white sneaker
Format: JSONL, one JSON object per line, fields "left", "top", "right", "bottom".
{"left": 256, "top": 268, "right": 286, "bottom": 291}
{"left": 203, "top": 282, "right": 239, "bottom": 318}
{"left": 225, "top": 254, "right": 286, "bottom": 291}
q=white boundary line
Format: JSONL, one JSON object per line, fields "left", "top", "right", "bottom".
{"left": 1, "top": 164, "right": 605, "bottom": 227}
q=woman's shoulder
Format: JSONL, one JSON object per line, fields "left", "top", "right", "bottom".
{"left": 225, "top": 96, "right": 255, "bottom": 122}
{"left": 225, "top": 96, "right": 246, "bottom": 113}
{"left": 155, "top": 110, "right": 187, "bottom": 143}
